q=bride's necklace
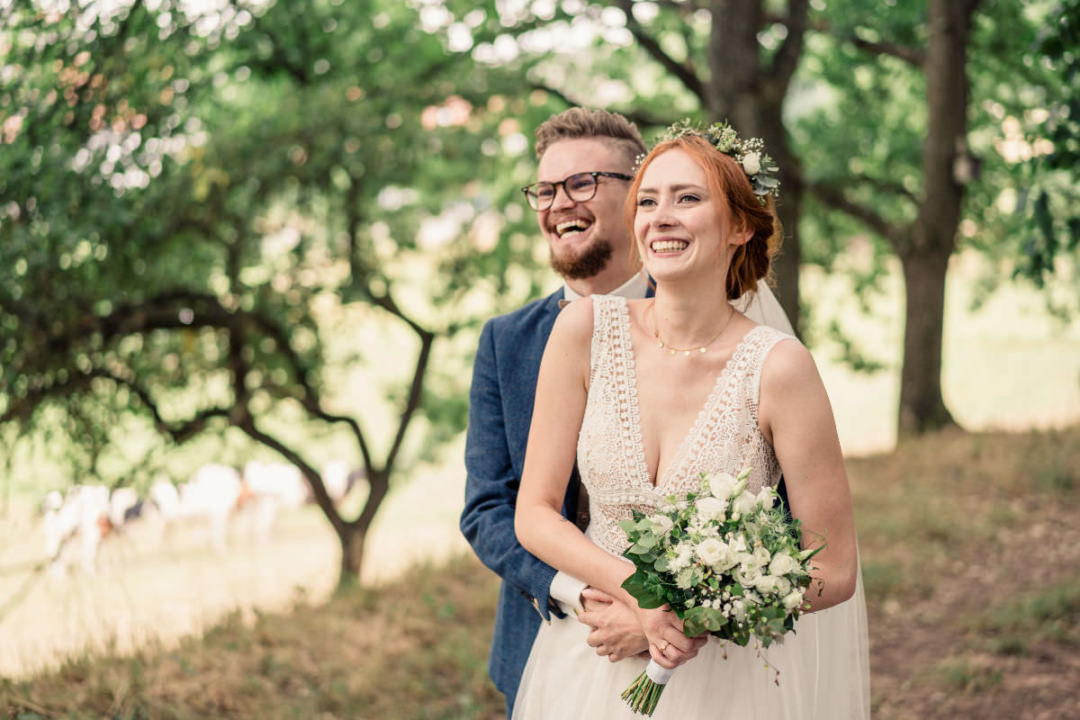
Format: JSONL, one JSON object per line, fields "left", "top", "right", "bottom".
{"left": 649, "top": 302, "right": 734, "bottom": 357}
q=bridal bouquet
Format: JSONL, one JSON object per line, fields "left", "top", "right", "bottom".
{"left": 619, "top": 468, "right": 821, "bottom": 716}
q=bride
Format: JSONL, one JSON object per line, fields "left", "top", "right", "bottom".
{"left": 513, "top": 123, "right": 869, "bottom": 719}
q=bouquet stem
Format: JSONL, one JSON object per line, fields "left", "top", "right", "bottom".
{"left": 621, "top": 660, "right": 674, "bottom": 716}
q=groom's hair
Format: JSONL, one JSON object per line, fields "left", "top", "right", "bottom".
{"left": 534, "top": 108, "right": 646, "bottom": 169}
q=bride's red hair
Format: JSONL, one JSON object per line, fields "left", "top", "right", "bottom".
{"left": 625, "top": 134, "right": 781, "bottom": 300}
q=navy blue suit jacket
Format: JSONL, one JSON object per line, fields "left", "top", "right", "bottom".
{"left": 460, "top": 288, "right": 572, "bottom": 712}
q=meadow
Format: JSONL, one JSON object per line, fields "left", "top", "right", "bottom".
{"left": 1, "top": 424, "right": 1078, "bottom": 719}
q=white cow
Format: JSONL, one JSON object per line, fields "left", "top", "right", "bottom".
{"left": 42, "top": 484, "right": 112, "bottom": 576}
{"left": 150, "top": 465, "right": 243, "bottom": 552}
{"left": 240, "top": 461, "right": 309, "bottom": 541}
{"left": 322, "top": 459, "right": 357, "bottom": 502}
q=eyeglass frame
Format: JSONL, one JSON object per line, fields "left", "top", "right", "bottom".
{"left": 521, "top": 171, "right": 634, "bottom": 211}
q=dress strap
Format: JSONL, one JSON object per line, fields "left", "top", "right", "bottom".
{"left": 743, "top": 326, "right": 797, "bottom": 411}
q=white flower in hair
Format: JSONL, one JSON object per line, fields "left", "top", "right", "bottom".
{"left": 742, "top": 152, "right": 761, "bottom": 175}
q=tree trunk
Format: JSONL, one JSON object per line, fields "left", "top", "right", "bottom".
{"left": 338, "top": 467, "right": 389, "bottom": 584}
{"left": 706, "top": 0, "right": 807, "bottom": 335}
{"left": 898, "top": 246, "right": 955, "bottom": 435}
{"left": 340, "top": 522, "right": 366, "bottom": 583}
{"left": 894, "top": 0, "right": 979, "bottom": 435}
{"left": 761, "top": 111, "right": 804, "bottom": 337}
{"left": 705, "top": 0, "right": 764, "bottom": 132}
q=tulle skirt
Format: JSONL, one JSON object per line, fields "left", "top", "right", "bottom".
{"left": 512, "top": 570, "right": 870, "bottom": 720}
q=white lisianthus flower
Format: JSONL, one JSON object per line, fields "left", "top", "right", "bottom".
{"left": 707, "top": 472, "right": 739, "bottom": 501}
{"left": 696, "top": 538, "right": 725, "bottom": 567}
{"left": 754, "top": 486, "right": 774, "bottom": 507}
{"left": 768, "top": 552, "right": 799, "bottom": 577}
{"left": 753, "top": 574, "right": 781, "bottom": 594}
{"left": 782, "top": 589, "right": 806, "bottom": 610}
{"left": 669, "top": 542, "right": 693, "bottom": 572}
{"left": 742, "top": 152, "right": 761, "bottom": 175}
{"left": 697, "top": 538, "right": 738, "bottom": 572}
{"left": 752, "top": 544, "right": 772, "bottom": 569}
{"left": 735, "top": 563, "right": 762, "bottom": 587}
{"left": 650, "top": 514, "right": 674, "bottom": 535}
{"left": 732, "top": 490, "right": 759, "bottom": 517}
{"left": 695, "top": 496, "right": 727, "bottom": 522}
{"left": 775, "top": 576, "right": 792, "bottom": 596}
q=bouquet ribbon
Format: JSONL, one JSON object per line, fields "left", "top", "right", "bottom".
{"left": 644, "top": 660, "right": 674, "bottom": 685}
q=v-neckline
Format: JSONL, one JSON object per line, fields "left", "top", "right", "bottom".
{"left": 616, "top": 299, "right": 764, "bottom": 490}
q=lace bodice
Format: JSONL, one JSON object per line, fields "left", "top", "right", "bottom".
{"left": 578, "top": 295, "right": 791, "bottom": 556}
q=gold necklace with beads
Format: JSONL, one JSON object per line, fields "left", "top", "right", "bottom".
{"left": 649, "top": 301, "right": 734, "bottom": 357}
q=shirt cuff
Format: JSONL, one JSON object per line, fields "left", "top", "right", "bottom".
{"left": 549, "top": 571, "right": 588, "bottom": 614}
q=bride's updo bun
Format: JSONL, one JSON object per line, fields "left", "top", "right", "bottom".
{"left": 626, "top": 134, "right": 781, "bottom": 301}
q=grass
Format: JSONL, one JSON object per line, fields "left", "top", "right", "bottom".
{"left": 3, "top": 424, "right": 1080, "bottom": 719}
{"left": 1, "top": 557, "right": 503, "bottom": 720}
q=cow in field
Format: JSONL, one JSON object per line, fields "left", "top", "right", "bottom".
{"left": 42, "top": 484, "right": 111, "bottom": 576}
{"left": 150, "top": 464, "right": 243, "bottom": 552}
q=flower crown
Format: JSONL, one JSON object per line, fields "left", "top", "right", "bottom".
{"left": 635, "top": 119, "right": 780, "bottom": 205}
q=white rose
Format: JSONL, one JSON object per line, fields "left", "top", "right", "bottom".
{"left": 768, "top": 552, "right": 799, "bottom": 577}
{"left": 695, "top": 496, "right": 727, "bottom": 522}
{"left": 742, "top": 152, "right": 761, "bottom": 175}
{"left": 775, "top": 577, "right": 792, "bottom": 596}
{"left": 782, "top": 589, "right": 806, "bottom": 611}
{"left": 707, "top": 472, "right": 739, "bottom": 501}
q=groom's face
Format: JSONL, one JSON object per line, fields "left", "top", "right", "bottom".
{"left": 535, "top": 138, "right": 635, "bottom": 281}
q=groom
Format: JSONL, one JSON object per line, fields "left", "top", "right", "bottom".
{"left": 460, "top": 108, "right": 794, "bottom": 716}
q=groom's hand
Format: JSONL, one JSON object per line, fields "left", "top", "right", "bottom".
{"left": 577, "top": 587, "right": 649, "bottom": 662}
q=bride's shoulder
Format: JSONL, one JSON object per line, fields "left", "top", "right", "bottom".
{"left": 550, "top": 296, "right": 595, "bottom": 342}
{"left": 758, "top": 332, "right": 818, "bottom": 391}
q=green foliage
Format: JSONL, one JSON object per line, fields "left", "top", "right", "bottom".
{"left": 0, "top": 2, "right": 553, "bottom": 507}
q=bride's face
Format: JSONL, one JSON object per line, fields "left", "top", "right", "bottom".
{"left": 633, "top": 148, "right": 749, "bottom": 284}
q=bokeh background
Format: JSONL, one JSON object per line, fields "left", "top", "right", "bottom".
{"left": 1, "top": 1, "right": 1079, "bottom": 718}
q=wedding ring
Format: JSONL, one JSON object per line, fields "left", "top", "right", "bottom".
{"left": 658, "top": 640, "right": 670, "bottom": 653}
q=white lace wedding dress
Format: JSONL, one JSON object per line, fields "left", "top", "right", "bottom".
{"left": 512, "top": 296, "right": 870, "bottom": 719}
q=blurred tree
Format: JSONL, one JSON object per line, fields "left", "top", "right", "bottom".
{"left": 796, "top": 0, "right": 1074, "bottom": 435}
{"left": 476, "top": 0, "right": 1074, "bottom": 437}
{"left": 0, "top": 0, "right": 546, "bottom": 582}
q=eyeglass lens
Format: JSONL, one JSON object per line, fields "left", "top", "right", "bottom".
{"left": 527, "top": 173, "right": 598, "bottom": 210}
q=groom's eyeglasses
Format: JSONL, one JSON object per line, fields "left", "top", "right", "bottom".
{"left": 521, "top": 171, "right": 633, "bottom": 211}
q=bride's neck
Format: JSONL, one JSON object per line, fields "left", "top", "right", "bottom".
{"left": 651, "top": 285, "right": 733, "bottom": 346}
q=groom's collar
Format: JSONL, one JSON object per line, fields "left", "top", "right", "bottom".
{"left": 560, "top": 270, "right": 650, "bottom": 308}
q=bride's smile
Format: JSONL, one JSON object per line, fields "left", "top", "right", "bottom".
{"left": 633, "top": 148, "right": 750, "bottom": 284}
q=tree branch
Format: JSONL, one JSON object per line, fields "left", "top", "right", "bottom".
{"left": 806, "top": 181, "right": 906, "bottom": 247}
{"left": 527, "top": 81, "right": 675, "bottom": 129}
{"left": 851, "top": 36, "right": 925, "bottom": 67}
{"left": 609, "top": 0, "right": 706, "bottom": 104}
{"left": 236, "top": 418, "right": 347, "bottom": 539}
{"left": 769, "top": 0, "right": 810, "bottom": 89}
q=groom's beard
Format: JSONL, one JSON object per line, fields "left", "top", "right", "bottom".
{"left": 550, "top": 238, "right": 613, "bottom": 280}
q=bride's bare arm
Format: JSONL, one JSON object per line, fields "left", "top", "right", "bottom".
{"left": 758, "top": 339, "right": 858, "bottom": 612}
{"left": 515, "top": 298, "right": 635, "bottom": 599}
{"left": 515, "top": 298, "right": 695, "bottom": 667}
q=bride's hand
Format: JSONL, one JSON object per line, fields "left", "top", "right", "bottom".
{"left": 635, "top": 605, "right": 707, "bottom": 670}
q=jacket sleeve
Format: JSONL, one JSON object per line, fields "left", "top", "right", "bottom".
{"left": 460, "top": 320, "right": 562, "bottom": 620}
